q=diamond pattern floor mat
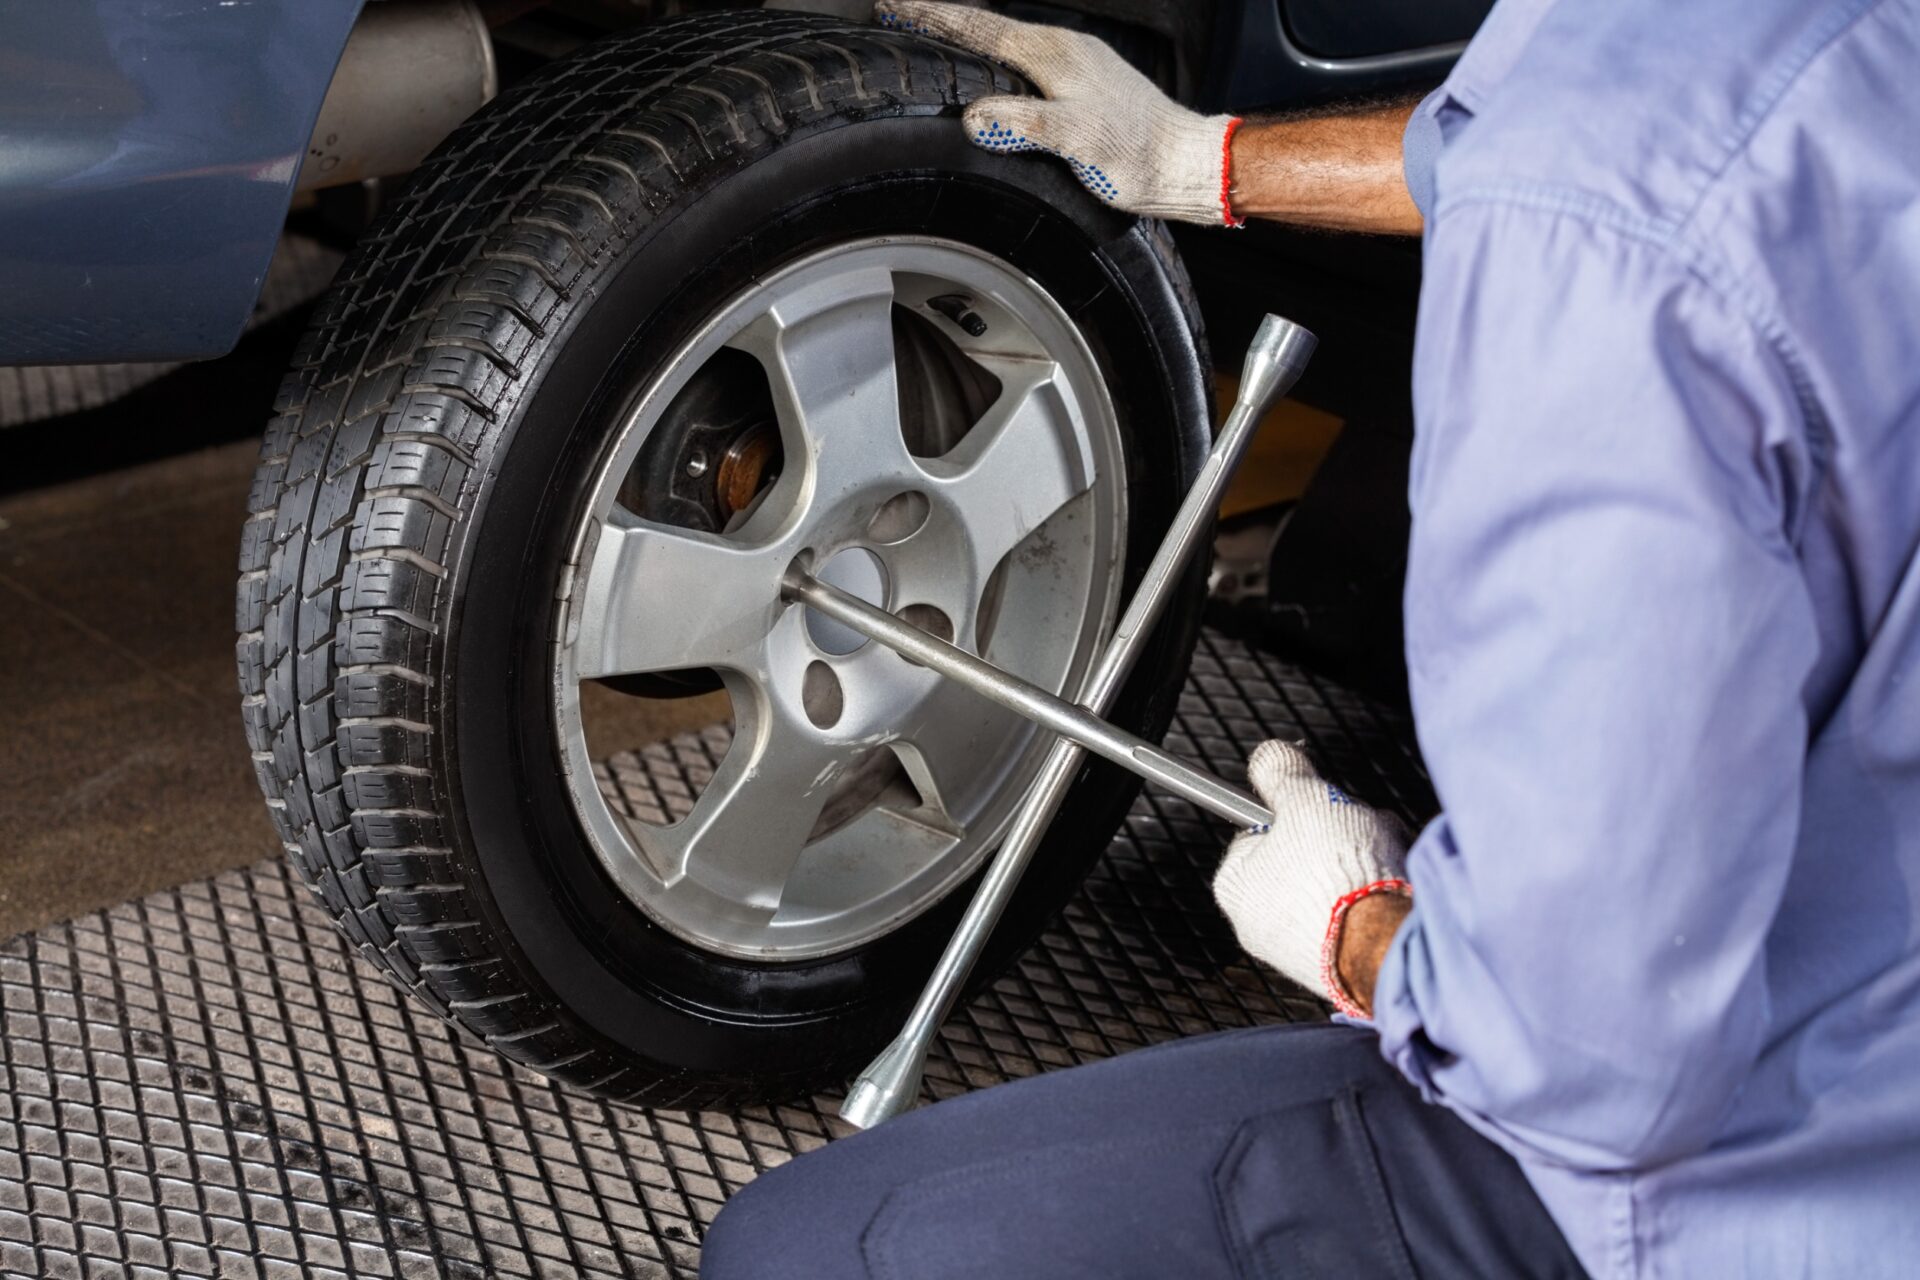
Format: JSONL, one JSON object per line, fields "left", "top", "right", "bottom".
{"left": 0, "top": 630, "right": 1428, "bottom": 1278}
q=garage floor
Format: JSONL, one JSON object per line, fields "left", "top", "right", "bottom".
{"left": 0, "top": 629, "right": 1427, "bottom": 1279}
{"left": 0, "top": 442, "right": 729, "bottom": 944}
{"left": 0, "top": 334, "right": 1417, "bottom": 1276}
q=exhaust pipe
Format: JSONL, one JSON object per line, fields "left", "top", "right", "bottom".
{"left": 299, "top": 0, "right": 498, "bottom": 192}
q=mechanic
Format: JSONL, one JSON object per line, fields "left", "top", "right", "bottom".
{"left": 704, "top": 0, "right": 1920, "bottom": 1275}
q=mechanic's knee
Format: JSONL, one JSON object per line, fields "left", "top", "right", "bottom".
{"left": 699, "top": 1175, "right": 777, "bottom": 1278}
{"left": 700, "top": 1158, "right": 849, "bottom": 1279}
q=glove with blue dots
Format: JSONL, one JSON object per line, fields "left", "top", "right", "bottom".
{"left": 875, "top": 1, "right": 1245, "bottom": 227}
{"left": 1213, "top": 741, "right": 1412, "bottom": 1017}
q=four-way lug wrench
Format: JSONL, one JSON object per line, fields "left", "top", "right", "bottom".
{"left": 786, "top": 577, "right": 1276, "bottom": 829}
{"left": 793, "top": 314, "right": 1317, "bottom": 1129}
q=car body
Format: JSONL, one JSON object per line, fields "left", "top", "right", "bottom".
{"left": 0, "top": 0, "right": 1488, "bottom": 368}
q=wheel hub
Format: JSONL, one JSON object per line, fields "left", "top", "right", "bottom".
{"left": 804, "top": 547, "right": 887, "bottom": 655}
{"left": 553, "top": 237, "right": 1125, "bottom": 960}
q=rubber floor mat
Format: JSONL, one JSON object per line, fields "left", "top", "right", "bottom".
{"left": 0, "top": 630, "right": 1428, "bottom": 1279}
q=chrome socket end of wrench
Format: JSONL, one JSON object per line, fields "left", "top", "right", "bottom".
{"left": 1236, "top": 314, "right": 1319, "bottom": 428}
{"left": 839, "top": 1033, "right": 929, "bottom": 1130}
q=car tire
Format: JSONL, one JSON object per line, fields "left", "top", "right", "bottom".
{"left": 237, "top": 10, "right": 1212, "bottom": 1107}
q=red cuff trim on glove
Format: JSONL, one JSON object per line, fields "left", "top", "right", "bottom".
{"left": 1319, "top": 878, "right": 1412, "bottom": 1020}
{"left": 1220, "top": 117, "right": 1246, "bottom": 228}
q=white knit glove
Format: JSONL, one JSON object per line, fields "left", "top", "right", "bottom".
{"left": 1214, "top": 741, "right": 1412, "bottom": 1017}
{"left": 875, "top": 1, "right": 1245, "bottom": 227}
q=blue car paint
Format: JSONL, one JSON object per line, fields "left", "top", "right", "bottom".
{"left": 1195, "top": 0, "right": 1473, "bottom": 115}
{"left": 0, "top": 0, "right": 364, "bottom": 365}
{"left": 0, "top": 1, "right": 1469, "bottom": 369}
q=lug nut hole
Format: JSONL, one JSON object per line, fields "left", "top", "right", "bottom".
{"left": 803, "top": 661, "right": 844, "bottom": 730}
{"left": 897, "top": 603, "right": 955, "bottom": 668}
{"left": 868, "top": 491, "right": 931, "bottom": 545}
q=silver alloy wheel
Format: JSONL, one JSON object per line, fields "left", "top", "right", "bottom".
{"left": 553, "top": 238, "right": 1126, "bottom": 961}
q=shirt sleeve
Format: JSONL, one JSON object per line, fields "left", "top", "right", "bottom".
{"left": 1372, "top": 198, "right": 1822, "bottom": 1173}
{"left": 1400, "top": 88, "right": 1448, "bottom": 222}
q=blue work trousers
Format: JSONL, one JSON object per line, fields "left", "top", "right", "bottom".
{"left": 701, "top": 1023, "right": 1587, "bottom": 1278}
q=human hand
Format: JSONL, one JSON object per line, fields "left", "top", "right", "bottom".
{"left": 874, "top": 1, "right": 1243, "bottom": 226}
{"left": 1213, "top": 741, "right": 1412, "bottom": 1017}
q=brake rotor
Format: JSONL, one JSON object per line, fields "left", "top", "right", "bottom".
{"left": 621, "top": 348, "right": 782, "bottom": 533}
{"left": 714, "top": 422, "right": 781, "bottom": 524}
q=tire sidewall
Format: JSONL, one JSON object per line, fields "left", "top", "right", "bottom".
{"left": 444, "top": 111, "right": 1209, "bottom": 1086}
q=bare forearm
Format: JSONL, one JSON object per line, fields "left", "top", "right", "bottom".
{"left": 1229, "top": 101, "right": 1424, "bottom": 235}
{"left": 1335, "top": 890, "right": 1414, "bottom": 1017}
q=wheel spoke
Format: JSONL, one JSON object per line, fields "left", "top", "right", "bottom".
{"left": 728, "top": 266, "right": 916, "bottom": 508}
{"left": 572, "top": 508, "right": 784, "bottom": 680}
{"left": 887, "top": 677, "right": 1030, "bottom": 836}
{"left": 920, "top": 357, "right": 1095, "bottom": 583}
{"left": 658, "top": 693, "right": 849, "bottom": 911}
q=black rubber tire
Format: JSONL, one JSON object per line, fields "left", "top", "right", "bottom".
{"left": 236, "top": 10, "right": 1213, "bottom": 1108}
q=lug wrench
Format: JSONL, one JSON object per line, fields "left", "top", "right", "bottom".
{"left": 785, "top": 575, "right": 1275, "bottom": 830}
{"left": 808, "top": 314, "right": 1316, "bottom": 1129}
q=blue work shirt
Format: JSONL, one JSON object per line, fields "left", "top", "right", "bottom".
{"left": 1373, "top": 1, "right": 1920, "bottom": 1275}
